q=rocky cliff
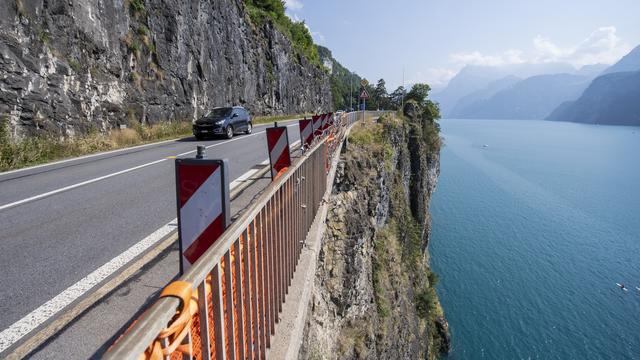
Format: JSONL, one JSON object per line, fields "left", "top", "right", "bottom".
{"left": 0, "top": 0, "right": 331, "bottom": 138}
{"left": 300, "top": 106, "right": 450, "bottom": 360}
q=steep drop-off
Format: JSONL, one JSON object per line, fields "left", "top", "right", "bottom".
{"left": 0, "top": 0, "right": 331, "bottom": 138}
{"left": 300, "top": 105, "right": 450, "bottom": 359}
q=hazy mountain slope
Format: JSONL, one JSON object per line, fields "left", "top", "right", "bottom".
{"left": 448, "top": 75, "right": 521, "bottom": 118}
{"left": 547, "top": 71, "right": 640, "bottom": 126}
{"left": 453, "top": 74, "right": 592, "bottom": 119}
{"left": 433, "top": 63, "right": 574, "bottom": 116}
{"left": 600, "top": 45, "right": 640, "bottom": 75}
{"left": 575, "top": 64, "right": 608, "bottom": 76}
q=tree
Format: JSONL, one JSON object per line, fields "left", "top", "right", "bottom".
{"left": 372, "top": 79, "right": 390, "bottom": 110}
{"left": 423, "top": 99, "right": 441, "bottom": 123}
{"left": 405, "top": 83, "right": 431, "bottom": 106}
{"left": 390, "top": 86, "right": 406, "bottom": 109}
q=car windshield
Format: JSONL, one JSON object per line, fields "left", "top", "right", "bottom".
{"left": 206, "top": 108, "right": 232, "bottom": 118}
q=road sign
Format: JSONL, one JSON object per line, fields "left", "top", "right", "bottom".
{"left": 360, "top": 79, "right": 369, "bottom": 87}
{"left": 312, "top": 114, "right": 323, "bottom": 137}
{"left": 299, "top": 118, "right": 314, "bottom": 149}
{"left": 266, "top": 125, "right": 292, "bottom": 180}
{"left": 359, "top": 87, "right": 369, "bottom": 100}
{"left": 175, "top": 158, "right": 230, "bottom": 273}
{"left": 323, "top": 112, "right": 333, "bottom": 131}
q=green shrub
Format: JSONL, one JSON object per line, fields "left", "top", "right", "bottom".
{"left": 137, "top": 24, "right": 149, "bottom": 36}
{"left": 68, "top": 59, "right": 81, "bottom": 73}
{"left": 427, "top": 270, "right": 439, "bottom": 287}
{"left": 129, "top": 0, "right": 145, "bottom": 15}
{"left": 414, "top": 286, "right": 437, "bottom": 319}
{"left": 244, "top": 0, "right": 320, "bottom": 67}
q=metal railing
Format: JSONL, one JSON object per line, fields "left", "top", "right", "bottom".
{"left": 344, "top": 110, "right": 391, "bottom": 126}
{"left": 105, "top": 112, "right": 366, "bottom": 360}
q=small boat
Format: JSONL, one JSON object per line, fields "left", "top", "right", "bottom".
{"left": 482, "top": 144, "right": 489, "bottom": 148}
{"left": 616, "top": 283, "right": 628, "bottom": 291}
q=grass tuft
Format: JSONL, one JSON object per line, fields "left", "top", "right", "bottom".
{"left": 0, "top": 119, "right": 192, "bottom": 172}
{"left": 251, "top": 113, "right": 313, "bottom": 125}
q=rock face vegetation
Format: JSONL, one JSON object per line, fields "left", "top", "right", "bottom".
{"left": 300, "top": 104, "right": 450, "bottom": 359}
{"left": 0, "top": 0, "right": 331, "bottom": 138}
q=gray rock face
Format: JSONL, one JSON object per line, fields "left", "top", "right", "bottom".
{"left": 0, "top": 0, "right": 331, "bottom": 138}
{"left": 300, "top": 113, "right": 445, "bottom": 360}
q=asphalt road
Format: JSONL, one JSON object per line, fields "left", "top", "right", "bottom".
{"left": 0, "top": 121, "right": 301, "bottom": 334}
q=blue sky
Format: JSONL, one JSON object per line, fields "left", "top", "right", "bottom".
{"left": 284, "top": 0, "right": 640, "bottom": 90}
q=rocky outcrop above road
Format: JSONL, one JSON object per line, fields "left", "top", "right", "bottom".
{"left": 0, "top": 0, "right": 331, "bottom": 138}
{"left": 299, "top": 108, "right": 449, "bottom": 359}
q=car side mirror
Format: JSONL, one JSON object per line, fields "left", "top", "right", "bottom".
{"left": 232, "top": 113, "right": 238, "bottom": 118}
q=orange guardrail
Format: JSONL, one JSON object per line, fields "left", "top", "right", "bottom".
{"left": 105, "top": 111, "right": 383, "bottom": 360}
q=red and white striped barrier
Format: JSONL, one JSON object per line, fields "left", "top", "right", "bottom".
{"left": 175, "top": 159, "right": 230, "bottom": 273}
{"left": 323, "top": 112, "right": 333, "bottom": 131}
{"left": 312, "top": 114, "right": 322, "bottom": 137}
{"left": 299, "top": 117, "right": 314, "bottom": 149}
{"left": 266, "top": 125, "right": 292, "bottom": 180}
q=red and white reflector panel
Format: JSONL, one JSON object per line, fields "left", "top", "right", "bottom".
{"left": 299, "top": 118, "right": 314, "bottom": 148}
{"left": 266, "top": 125, "right": 292, "bottom": 180}
{"left": 323, "top": 112, "right": 334, "bottom": 131}
{"left": 175, "top": 159, "right": 230, "bottom": 273}
{"left": 312, "top": 114, "right": 322, "bottom": 137}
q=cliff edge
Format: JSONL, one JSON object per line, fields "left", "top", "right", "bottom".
{"left": 299, "top": 105, "right": 450, "bottom": 359}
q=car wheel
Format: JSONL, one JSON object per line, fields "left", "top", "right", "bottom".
{"left": 225, "top": 126, "right": 234, "bottom": 139}
{"left": 245, "top": 122, "right": 252, "bottom": 134}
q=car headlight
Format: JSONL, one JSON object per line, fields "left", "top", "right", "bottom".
{"left": 215, "top": 120, "right": 225, "bottom": 125}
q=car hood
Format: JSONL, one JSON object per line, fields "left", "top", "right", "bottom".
{"left": 195, "top": 117, "right": 226, "bottom": 125}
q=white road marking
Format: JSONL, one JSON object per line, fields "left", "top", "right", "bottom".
{"left": 0, "top": 159, "right": 168, "bottom": 212}
{"left": 0, "top": 138, "right": 180, "bottom": 178}
{"left": 0, "top": 118, "right": 302, "bottom": 178}
{"left": 0, "top": 218, "right": 177, "bottom": 353}
{"left": 0, "top": 124, "right": 298, "bottom": 212}
{"left": 0, "top": 134, "right": 301, "bottom": 353}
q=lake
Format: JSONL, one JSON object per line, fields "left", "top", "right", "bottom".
{"left": 429, "top": 119, "right": 640, "bottom": 359}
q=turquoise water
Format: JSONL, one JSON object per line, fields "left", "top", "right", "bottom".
{"left": 429, "top": 119, "right": 640, "bottom": 359}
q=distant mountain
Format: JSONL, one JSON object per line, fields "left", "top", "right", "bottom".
{"left": 600, "top": 45, "right": 640, "bottom": 75}
{"left": 432, "top": 66, "right": 509, "bottom": 116}
{"left": 433, "top": 63, "right": 575, "bottom": 116}
{"left": 547, "top": 71, "right": 640, "bottom": 126}
{"left": 451, "top": 73, "right": 592, "bottom": 120}
{"left": 448, "top": 75, "right": 521, "bottom": 118}
{"left": 574, "top": 64, "right": 608, "bottom": 76}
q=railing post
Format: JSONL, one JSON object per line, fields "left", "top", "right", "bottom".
{"left": 241, "top": 229, "right": 254, "bottom": 360}
{"left": 223, "top": 251, "right": 236, "bottom": 360}
{"left": 233, "top": 240, "right": 245, "bottom": 360}
{"left": 211, "top": 264, "right": 226, "bottom": 360}
{"left": 197, "top": 282, "right": 212, "bottom": 360}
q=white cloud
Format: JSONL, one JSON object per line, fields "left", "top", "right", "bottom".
{"left": 450, "top": 49, "right": 525, "bottom": 66}
{"left": 532, "top": 26, "right": 631, "bottom": 66}
{"left": 284, "top": 0, "right": 303, "bottom": 10}
{"left": 410, "top": 68, "right": 458, "bottom": 88}
{"left": 449, "top": 26, "right": 631, "bottom": 70}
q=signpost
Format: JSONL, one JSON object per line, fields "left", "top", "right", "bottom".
{"left": 266, "top": 124, "right": 292, "bottom": 180}
{"left": 298, "top": 117, "right": 314, "bottom": 150}
{"left": 175, "top": 158, "right": 230, "bottom": 273}
{"left": 359, "top": 79, "right": 370, "bottom": 123}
